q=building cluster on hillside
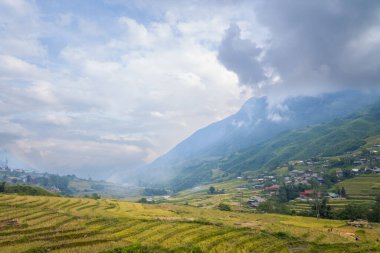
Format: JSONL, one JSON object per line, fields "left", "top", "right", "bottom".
{"left": 240, "top": 144, "right": 380, "bottom": 208}
{"left": 0, "top": 166, "right": 66, "bottom": 193}
{"left": 286, "top": 169, "right": 325, "bottom": 185}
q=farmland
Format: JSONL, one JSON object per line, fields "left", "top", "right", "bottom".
{"left": 337, "top": 175, "right": 380, "bottom": 199}
{"left": 0, "top": 194, "right": 379, "bottom": 252}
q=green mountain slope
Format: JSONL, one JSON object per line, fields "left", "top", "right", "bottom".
{"left": 170, "top": 102, "right": 380, "bottom": 191}
{"left": 1, "top": 184, "right": 57, "bottom": 196}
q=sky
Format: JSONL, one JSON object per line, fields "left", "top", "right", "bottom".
{"left": 1, "top": 0, "right": 380, "bottom": 181}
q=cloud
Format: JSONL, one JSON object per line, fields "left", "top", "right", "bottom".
{"left": 0, "top": 55, "right": 44, "bottom": 81}
{"left": 5, "top": 1, "right": 378, "bottom": 181}
{"left": 218, "top": 23, "right": 265, "bottom": 85}
{"left": 0, "top": 1, "right": 252, "bottom": 180}
{"left": 218, "top": 0, "right": 380, "bottom": 99}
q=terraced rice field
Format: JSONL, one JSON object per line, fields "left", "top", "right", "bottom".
{"left": 337, "top": 175, "right": 380, "bottom": 198}
{"left": 0, "top": 194, "right": 379, "bottom": 252}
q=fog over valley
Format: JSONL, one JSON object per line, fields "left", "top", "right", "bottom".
{"left": 1, "top": 0, "right": 380, "bottom": 183}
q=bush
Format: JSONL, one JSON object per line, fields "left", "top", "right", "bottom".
{"left": 337, "top": 203, "right": 369, "bottom": 220}
{"left": 137, "top": 198, "right": 148, "bottom": 203}
{"left": 143, "top": 188, "right": 168, "bottom": 196}
{"left": 3, "top": 184, "right": 56, "bottom": 196}
{"left": 217, "top": 203, "right": 231, "bottom": 211}
{"left": 274, "top": 231, "right": 291, "bottom": 239}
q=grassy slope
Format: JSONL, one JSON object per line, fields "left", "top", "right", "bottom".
{"left": 4, "top": 184, "right": 56, "bottom": 196}
{"left": 68, "top": 178, "right": 142, "bottom": 199}
{"left": 223, "top": 103, "right": 380, "bottom": 174}
{"left": 169, "top": 103, "right": 380, "bottom": 191}
{"left": 0, "top": 193, "right": 379, "bottom": 252}
{"left": 337, "top": 175, "right": 380, "bottom": 199}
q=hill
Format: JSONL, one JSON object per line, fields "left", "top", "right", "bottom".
{"left": 0, "top": 193, "right": 379, "bottom": 252}
{"left": 0, "top": 183, "right": 56, "bottom": 196}
{"left": 0, "top": 169, "right": 139, "bottom": 199}
{"left": 337, "top": 175, "right": 380, "bottom": 199}
{"left": 166, "top": 101, "right": 380, "bottom": 191}
{"left": 138, "top": 91, "right": 380, "bottom": 189}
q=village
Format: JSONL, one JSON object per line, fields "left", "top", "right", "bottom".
{"left": 241, "top": 144, "right": 380, "bottom": 208}
{"left": 0, "top": 162, "right": 73, "bottom": 194}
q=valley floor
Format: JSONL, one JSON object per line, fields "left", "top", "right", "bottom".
{"left": 0, "top": 193, "right": 379, "bottom": 252}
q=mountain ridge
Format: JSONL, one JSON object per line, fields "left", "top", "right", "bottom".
{"left": 138, "top": 91, "right": 380, "bottom": 190}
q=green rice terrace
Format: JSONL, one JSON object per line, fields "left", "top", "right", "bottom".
{"left": 0, "top": 194, "right": 379, "bottom": 253}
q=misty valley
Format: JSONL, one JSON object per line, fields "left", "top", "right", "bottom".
{"left": 2, "top": 1, "right": 380, "bottom": 253}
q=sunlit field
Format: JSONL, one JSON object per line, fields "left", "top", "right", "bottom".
{"left": 0, "top": 194, "right": 379, "bottom": 252}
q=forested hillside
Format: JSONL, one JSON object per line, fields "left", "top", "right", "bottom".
{"left": 168, "top": 102, "right": 380, "bottom": 191}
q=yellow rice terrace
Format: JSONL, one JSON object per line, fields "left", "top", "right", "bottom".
{"left": 0, "top": 194, "right": 379, "bottom": 252}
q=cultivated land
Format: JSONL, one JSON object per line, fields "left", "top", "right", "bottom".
{"left": 0, "top": 194, "right": 379, "bottom": 252}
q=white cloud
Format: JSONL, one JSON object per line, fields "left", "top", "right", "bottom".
{"left": 0, "top": 55, "right": 44, "bottom": 81}
{"left": 0, "top": 1, "right": 254, "bottom": 180}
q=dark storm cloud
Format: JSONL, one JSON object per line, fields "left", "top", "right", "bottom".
{"left": 218, "top": 23, "right": 265, "bottom": 85}
{"left": 218, "top": 0, "right": 380, "bottom": 96}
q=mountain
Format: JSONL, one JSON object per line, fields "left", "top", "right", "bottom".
{"left": 139, "top": 91, "right": 380, "bottom": 190}
{"left": 221, "top": 101, "right": 380, "bottom": 175}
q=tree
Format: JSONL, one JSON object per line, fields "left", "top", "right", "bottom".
{"left": 137, "top": 198, "right": 148, "bottom": 203}
{"left": 338, "top": 204, "right": 368, "bottom": 220}
{"left": 258, "top": 200, "right": 289, "bottom": 214}
{"left": 368, "top": 202, "right": 380, "bottom": 222}
{"left": 217, "top": 203, "right": 231, "bottom": 211}
{"left": 278, "top": 184, "right": 300, "bottom": 203}
{"left": 341, "top": 187, "right": 346, "bottom": 198}
{"left": 208, "top": 186, "right": 216, "bottom": 194}
{"left": 91, "top": 193, "right": 101, "bottom": 199}
{"left": 317, "top": 198, "right": 332, "bottom": 219}
{"left": 0, "top": 182, "right": 5, "bottom": 192}
{"left": 361, "top": 148, "right": 371, "bottom": 157}
{"left": 342, "top": 169, "right": 354, "bottom": 179}
{"left": 143, "top": 188, "right": 168, "bottom": 196}
{"left": 337, "top": 187, "right": 342, "bottom": 196}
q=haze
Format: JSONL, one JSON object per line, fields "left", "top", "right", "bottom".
{"left": 1, "top": 0, "right": 380, "bottom": 181}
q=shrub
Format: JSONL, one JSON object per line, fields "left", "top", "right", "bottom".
{"left": 217, "top": 203, "right": 231, "bottom": 211}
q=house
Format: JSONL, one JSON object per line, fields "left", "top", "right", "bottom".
{"left": 351, "top": 168, "right": 360, "bottom": 175}
{"left": 7, "top": 176, "right": 19, "bottom": 184}
{"left": 264, "top": 185, "right": 280, "bottom": 192}
{"left": 336, "top": 168, "right": 343, "bottom": 178}
{"left": 49, "top": 186, "right": 61, "bottom": 193}
{"left": 299, "top": 190, "right": 320, "bottom": 200}
{"left": 328, "top": 192, "right": 339, "bottom": 198}
{"left": 247, "top": 196, "right": 266, "bottom": 208}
